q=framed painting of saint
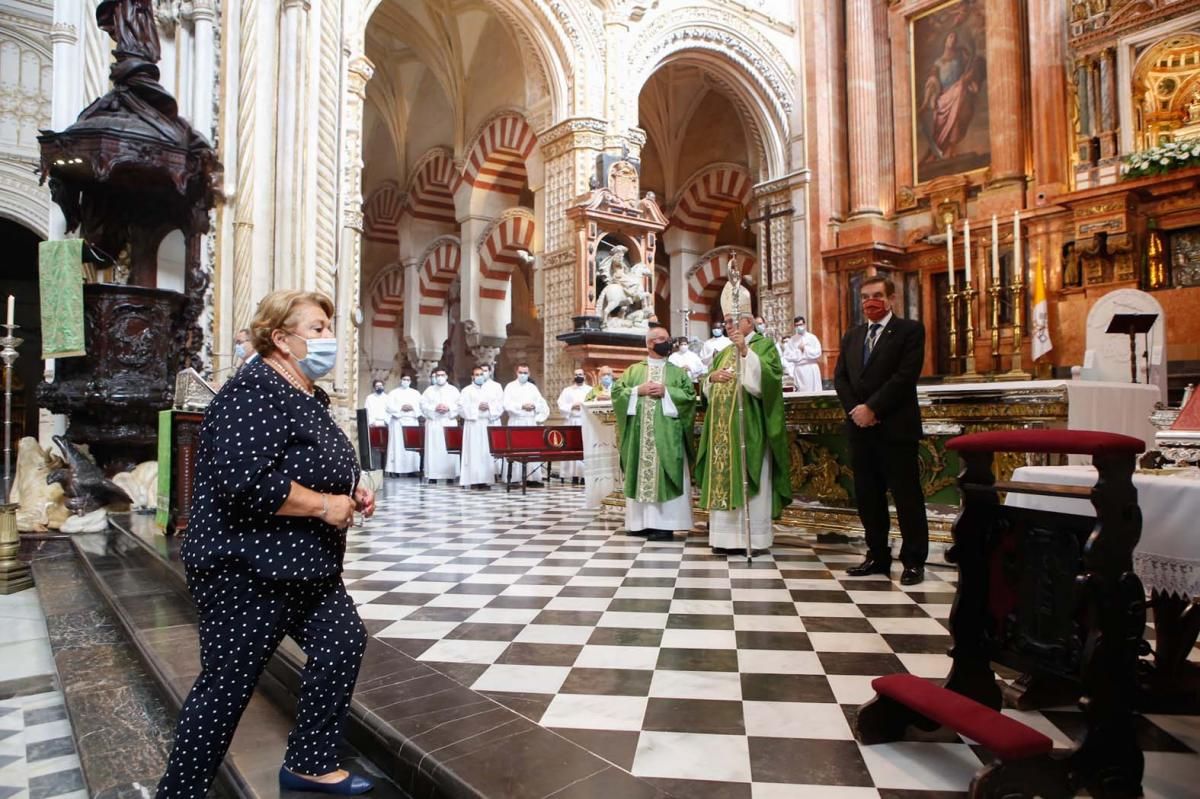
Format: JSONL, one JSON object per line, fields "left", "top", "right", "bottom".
{"left": 911, "top": 0, "right": 990, "bottom": 184}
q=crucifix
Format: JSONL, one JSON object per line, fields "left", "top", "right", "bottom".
{"left": 742, "top": 203, "right": 794, "bottom": 291}
{"left": 675, "top": 307, "right": 692, "bottom": 339}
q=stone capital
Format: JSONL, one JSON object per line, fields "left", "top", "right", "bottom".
{"left": 537, "top": 117, "right": 607, "bottom": 158}
{"left": 191, "top": 0, "right": 218, "bottom": 23}
{"left": 49, "top": 22, "right": 77, "bottom": 46}
{"left": 281, "top": 0, "right": 312, "bottom": 13}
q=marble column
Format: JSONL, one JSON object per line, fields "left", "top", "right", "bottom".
{"left": 845, "top": 0, "right": 881, "bottom": 217}
{"left": 1027, "top": 0, "right": 1069, "bottom": 199}
{"left": 275, "top": 0, "right": 311, "bottom": 289}
{"left": 191, "top": 0, "right": 217, "bottom": 141}
{"left": 985, "top": 0, "right": 1027, "bottom": 183}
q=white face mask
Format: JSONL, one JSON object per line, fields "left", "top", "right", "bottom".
{"left": 435, "top": 375, "right": 447, "bottom": 386}
{"left": 400, "top": 379, "right": 411, "bottom": 389}
{"left": 679, "top": 344, "right": 689, "bottom": 353}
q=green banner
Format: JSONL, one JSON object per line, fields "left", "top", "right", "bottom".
{"left": 38, "top": 239, "right": 85, "bottom": 359}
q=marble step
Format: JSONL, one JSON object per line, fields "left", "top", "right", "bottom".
{"left": 70, "top": 528, "right": 410, "bottom": 799}
{"left": 106, "top": 513, "right": 671, "bottom": 799}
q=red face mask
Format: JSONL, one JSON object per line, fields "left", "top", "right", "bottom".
{"left": 862, "top": 298, "right": 890, "bottom": 322}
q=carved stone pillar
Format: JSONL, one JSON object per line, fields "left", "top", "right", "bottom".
{"left": 536, "top": 118, "right": 606, "bottom": 395}
{"left": 985, "top": 0, "right": 1026, "bottom": 184}
{"left": 1028, "top": 0, "right": 1069, "bottom": 200}
{"left": 845, "top": 0, "right": 881, "bottom": 217}
{"left": 334, "top": 54, "right": 374, "bottom": 424}
{"left": 413, "top": 359, "right": 440, "bottom": 390}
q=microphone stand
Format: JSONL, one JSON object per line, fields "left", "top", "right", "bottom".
{"left": 728, "top": 259, "right": 753, "bottom": 564}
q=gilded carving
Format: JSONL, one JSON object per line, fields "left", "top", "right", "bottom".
{"left": 790, "top": 439, "right": 852, "bottom": 502}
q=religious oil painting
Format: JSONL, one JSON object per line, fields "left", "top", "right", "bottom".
{"left": 911, "top": 0, "right": 991, "bottom": 184}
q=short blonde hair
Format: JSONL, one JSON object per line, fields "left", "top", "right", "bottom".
{"left": 249, "top": 290, "right": 335, "bottom": 357}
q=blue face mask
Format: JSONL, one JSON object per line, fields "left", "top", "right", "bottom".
{"left": 518, "top": 373, "right": 529, "bottom": 384}
{"left": 756, "top": 324, "right": 766, "bottom": 335}
{"left": 712, "top": 328, "right": 724, "bottom": 337}
{"left": 435, "top": 375, "right": 447, "bottom": 386}
{"left": 291, "top": 335, "right": 337, "bottom": 380}
{"left": 600, "top": 375, "right": 613, "bottom": 388}
{"left": 234, "top": 343, "right": 247, "bottom": 360}
{"left": 474, "top": 375, "right": 486, "bottom": 386}
{"left": 400, "top": 379, "right": 411, "bottom": 389}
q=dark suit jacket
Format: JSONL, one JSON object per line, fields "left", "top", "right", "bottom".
{"left": 833, "top": 315, "right": 925, "bottom": 442}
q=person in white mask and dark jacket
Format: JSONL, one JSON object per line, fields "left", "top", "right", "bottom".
{"left": 157, "top": 290, "right": 375, "bottom": 797}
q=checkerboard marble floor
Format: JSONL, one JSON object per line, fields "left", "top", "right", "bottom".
{"left": 0, "top": 590, "right": 87, "bottom": 799}
{"left": 346, "top": 479, "right": 1200, "bottom": 799}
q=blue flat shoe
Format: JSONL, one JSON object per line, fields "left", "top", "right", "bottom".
{"left": 279, "top": 766, "right": 374, "bottom": 794}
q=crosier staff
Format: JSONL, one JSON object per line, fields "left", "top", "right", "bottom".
{"left": 726, "top": 257, "right": 753, "bottom": 563}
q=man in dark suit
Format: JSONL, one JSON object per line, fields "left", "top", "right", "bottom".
{"left": 834, "top": 275, "right": 929, "bottom": 585}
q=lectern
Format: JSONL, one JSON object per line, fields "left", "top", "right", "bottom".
{"left": 1105, "top": 313, "right": 1157, "bottom": 384}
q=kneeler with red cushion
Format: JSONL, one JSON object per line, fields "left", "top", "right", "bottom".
{"left": 853, "top": 429, "right": 1146, "bottom": 799}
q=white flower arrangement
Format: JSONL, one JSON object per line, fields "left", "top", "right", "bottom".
{"left": 1124, "top": 139, "right": 1200, "bottom": 178}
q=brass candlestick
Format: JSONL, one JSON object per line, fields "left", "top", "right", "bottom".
{"left": 0, "top": 323, "right": 31, "bottom": 595}
{"left": 946, "top": 285, "right": 983, "bottom": 382}
{"left": 988, "top": 280, "right": 1003, "bottom": 374}
{"left": 947, "top": 286, "right": 960, "bottom": 376}
{"left": 999, "top": 276, "right": 1033, "bottom": 381}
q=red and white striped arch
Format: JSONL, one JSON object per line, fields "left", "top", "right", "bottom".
{"left": 368, "top": 265, "right": 404, "bottom": 329}
{"left": 417, "top": 236, "right": 462, "bottom": 317}
{"left": 654, "top": 263, "right": 670, "bottom": 302}
{"left": 405, "top": 148, "right": 456, "bottom": 225}
{"left": 478, "top": 211, "right": 536, "bottom": 301}
{"left": 458, "top": 114, "right": 537, "bottom": 196}
{"left": 670, "top": 165, "right": 752, "bottom": 236}
{"left": 363, "top": 181, "right": 404, "bottom": 244}
{"left": 687, "top": 247, "right": 758, "bottom": 325}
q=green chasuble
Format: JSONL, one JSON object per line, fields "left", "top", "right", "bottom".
{"left": 695, "top": 334, "right": 792, "bottom": 518}
{"left": 611, "top": 360, "right": 697, "bottom": 503}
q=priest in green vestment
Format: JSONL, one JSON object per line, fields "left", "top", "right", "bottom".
{"left": 695, "top": 312, "right": 791, "bottom": 553}
{"left": 611, "top": 326, "right": 697, "bottom": 541}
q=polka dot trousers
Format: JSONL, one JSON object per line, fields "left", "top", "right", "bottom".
{"left": 155, "top": 565, "right": 367, "bottom": 798}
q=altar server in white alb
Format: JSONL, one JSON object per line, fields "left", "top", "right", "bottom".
{"left": 458, "top": 366, "right": 503, "bottom": 490}
{"left": 669, "top": 337, "right": 706, "bottom": 382}
{"left": 479, "top": 364, "right": 506, "bottom": 477}
{"left": 420, "top": 368, "right": 460, "bottom": 482}
{"left": 503, "top": 364, "right": 549, "bottom": 484}
{"left": 385, "top": 375, "right": 422, "bottom": 476}
{"left": 700, "top": 319, "right": 733, "bottom": 367}
{"left": 364, "top": 379, "right": 390, "bottom": 428}
{"left": 783, "top": 315, "right": 823, "bottom": 392}
{"left": 556, "top": 368, "right": 592, "bottom": 484}
{"left": 362, "top": 379, "right": 391, "bottom": 470}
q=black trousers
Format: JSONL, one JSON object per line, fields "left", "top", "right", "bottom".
{"left": 849, "top": 434, "right": 929, "bottom": 568}
{"left": 155, "top": 564, "right": 367, "bottom": 798}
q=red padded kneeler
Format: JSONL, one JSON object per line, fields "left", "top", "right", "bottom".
{"left": 871, "top": 674, "right": 1054, "bottom": 761}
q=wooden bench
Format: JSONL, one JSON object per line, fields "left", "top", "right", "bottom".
{"left": 444, "top": 426, "right": 463, "bottom": 456}
{"left": 854, "top": 429, "right": 1147, "bottom": 799}
{"left": 487, "top": 426, "right": 584, "bottom": 494}
{"left": 400, "top": 425, "right": 425, "bottom": 479}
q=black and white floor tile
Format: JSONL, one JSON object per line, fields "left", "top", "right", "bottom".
{"left": 346, "top": 480, "right": 1200, "bottom": 799}
{"left": 0, "top": 590, "right": 87, "bottom": 799}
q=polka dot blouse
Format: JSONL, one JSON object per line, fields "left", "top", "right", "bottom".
{"left": 180, "top": 356, "right": 361, "bottom": 580}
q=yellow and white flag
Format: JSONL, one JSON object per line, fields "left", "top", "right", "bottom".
{"left": 1031, "top": 252, "right": 1053, "bottom": 361}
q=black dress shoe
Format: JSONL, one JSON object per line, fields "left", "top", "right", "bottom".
{"left": 900, "top": 566, "right": 925, "bottom": 586}
{"left": 645, "top": 529, "right": 674, "bottom": 541}
{"left": 845, "top": 557, "right": 892, "bottom": 577}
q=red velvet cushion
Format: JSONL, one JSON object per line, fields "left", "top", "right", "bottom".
{"left": 946, "top": 429, "right": 1145, "bottom": 456}
{"left": 871, "top": 674, "right": 1054, "bottom": 760}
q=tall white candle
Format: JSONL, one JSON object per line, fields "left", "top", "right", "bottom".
{"left": 5, "top": 295, "right": 12, "bottom": 327}
{"left": 991, "top": 214, "right": 1000, "bottom": 285}
{"left": 964, "top": 219, "right": 972, "bottom": 288}
{"left": 1013, "top": 210, "right": 1022, "bottom": 283}
{"left": 946, "top": 223, "right": 955, "bottom": 291}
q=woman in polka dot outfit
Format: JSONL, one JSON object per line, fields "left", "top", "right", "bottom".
{"left": 156, "top": 291, "right": 375, "bottom": 796}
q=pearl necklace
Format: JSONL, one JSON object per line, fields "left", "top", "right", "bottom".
{"left": 267, "top": 357, "right": 314, "bottom": 396}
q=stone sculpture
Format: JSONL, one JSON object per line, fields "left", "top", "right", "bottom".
{"left": 596, "top": 245, "right": 655, "bottom": 329}
{"left": 46, "top": 435, "right": 133, "bottom": 515}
